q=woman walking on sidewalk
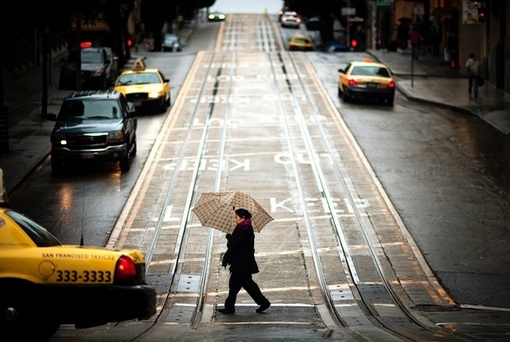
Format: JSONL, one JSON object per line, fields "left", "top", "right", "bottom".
{"left": 465, "top": 53, "right": 480, "bottom": 98}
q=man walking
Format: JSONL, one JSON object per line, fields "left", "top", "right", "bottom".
{"left": 465, "top": 53, "right": 480, "bottom": 98}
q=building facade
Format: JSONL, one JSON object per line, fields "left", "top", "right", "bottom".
{"left": 371, "top": 0, "right": 509, "bottom": 92}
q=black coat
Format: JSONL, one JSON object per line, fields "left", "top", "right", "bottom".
{"left": 222, "top": 222, "right": 259, "bottom": 274}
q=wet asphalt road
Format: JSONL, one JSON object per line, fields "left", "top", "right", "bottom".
{"left": 5, "top": 15, "right": 510, "bottom": 340}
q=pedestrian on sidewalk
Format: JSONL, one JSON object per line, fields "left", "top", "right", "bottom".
{"left": 410, "top": 26, "right": 422, "bottom": 60}
{"left": 465, "top": 53, "right": 480, "bottom": 98}
{"left": 397, "top": 21, "right": 410, "bottom": 53}
{"left": 219, "top": 208, "right": 271, "bottom": 315}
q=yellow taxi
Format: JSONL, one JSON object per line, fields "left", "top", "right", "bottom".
{"left": 288, "top": 35, "right": 315, "bottom": 51}
{"left": 113, "top": 58, "right": 171, "bottom": 113}
{"left": 0, "top": 201, "right": 156, "bottom": 340}
{"left": 338, "top": 58, "right": 396, "bottom": 106}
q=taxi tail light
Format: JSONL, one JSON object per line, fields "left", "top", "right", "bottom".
{"left": 348, "top": 79, "right": 357, "bottom": 86}
{"left": 114, "top": 255, "right": 138, "bottom": 284}
{"left": 388, "top": 81, "right": 396, "bottom": 89}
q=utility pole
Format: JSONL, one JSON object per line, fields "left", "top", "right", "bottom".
{"left": 342, "top": 0, "right": 355, "bottom": 50}
{"left": 41, "top": 25, "right": 49, "bottom": 119}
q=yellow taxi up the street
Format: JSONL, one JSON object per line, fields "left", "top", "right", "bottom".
{"left": 338, "top": 58, "right": 396, "bottom": 106}
{"left": 0, "top": 193, "right": 156, "bottom": 340}
{"left": 288, "top": 35, "right": 315, "bottom": 51}
{"left": 114, "top": 59, "right": 171, "bottom": 113}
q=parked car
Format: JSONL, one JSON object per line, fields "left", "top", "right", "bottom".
{"left": 47, "top": 90, "right": 138, "bottom": 174}
{"left": 208, "top": 11, "right": 226, "bottom": 22}
{"left": 102, "top": 46, "right": 119, "bottom": 77}
{"left": 305, "top": 16, "right": 321, "bottom": 31}
{"left": 327, "top": 41, "right": 349, "bottom": 52}
{"left": 280, "top": 11, "right": 302, "bottom": 28}
{"left": 113, "top": 59, "right": 171, "bottom": 113}
{"left": 288, "top": 35, "right": 315, "bottom": 51}
{"left": 161, "top": 34, "right": 182, "bottom": 52}
{"left": 59, "top": 47, "right": 117, "bottom": 90}
{"left": 338, "top": 58, "right": 396, "bottom": 105}
{"left": 0, "top": 203, "right": 156, "bottom": 340}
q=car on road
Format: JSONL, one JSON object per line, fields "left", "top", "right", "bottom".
{"left": 208, "top": 11, "right": 226, "bottom": 22}
{"left": 288, "top": 35, "right": 315, "bottom": 51}
{"left": 47, "top": 89, "right": 138, "bottom": 174}
{"left": 59, "top": 46, "right": 117, "bottom": 90}
{"left": 0, "top": 202, "right": 156, "bottom": 340}
{"left": 161, "top": 33, "right": 182, "bottom": 52}
{"left": 278, "top": 6, "right": 291, "bottom": 22}
{"left": 338, "top": 58, "right": 396, "bottom": 105}
{"left": 280, "top": 11, "right": 302, "bottom": 28}
{"left": 113, "top": 59, "right": 171, "bottom": 113}
{"left": 327, "top": 41, "right": 349, "bottom": 52}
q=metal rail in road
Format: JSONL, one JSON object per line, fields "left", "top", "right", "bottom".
{"left": 59, "top": 13, "right": 475, "bottom": 342}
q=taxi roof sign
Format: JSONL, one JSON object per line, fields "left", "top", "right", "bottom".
{"left": 133, "top": 58, "right": 146, "bottom": 71}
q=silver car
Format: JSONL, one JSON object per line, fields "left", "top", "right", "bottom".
{"left": 280, "top": 11, "right": 302, "bottom": 28}
{"left": 161, "top": 34, "right": 182, "bottom": 52}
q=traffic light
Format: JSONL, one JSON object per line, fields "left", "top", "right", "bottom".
{"left": 478, "top": 8, "right": 486, "bottom": 23}
{"left": 350, "top": 39, "right": 358, "bottom": 49}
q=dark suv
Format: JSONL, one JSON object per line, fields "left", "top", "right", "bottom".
{"left": 47, "top": 90, "right": 137, "bottom": 174}
{"left": 59, "top": 47, "right": 117, "bottom": 90}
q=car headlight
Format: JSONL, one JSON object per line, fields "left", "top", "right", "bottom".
{"left": 51, "top": 133, "right": 67, "bottom": 145}
{"left": 107, "top": 131, "right": 124, "bottom": 143}
{"left": 149, "top": 91, "right": 162, "bottom": 99}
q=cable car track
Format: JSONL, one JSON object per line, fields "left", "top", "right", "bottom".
{"left": 102, "top": 14, "right": 475, "bottom": 342}
{"left": 266, "top": 49, "right": 472, "bottom": 340}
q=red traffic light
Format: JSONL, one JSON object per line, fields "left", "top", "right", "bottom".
{"left": 350, "top": 39, "right": 358, "bottom": 48}
{"left": 478, "top": 9, "right": 486, "bottom": 23}
{"left": 127, "top": 39, "right": 133, "bottom": 47}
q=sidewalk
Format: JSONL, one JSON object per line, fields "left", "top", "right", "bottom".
{"left": 1, "top": 32, "right": 510, "bottom": 195}
{"left": 0, "top": 25, "right": 195, "bottom": 195}
{"left": 367, "top": 48, "right": 510, "bottom": 135}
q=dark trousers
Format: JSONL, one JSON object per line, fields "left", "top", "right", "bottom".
{"left": 411, "top": 44, "right": 420, "bottom": 60}
{"left": 224, "top": 272, "right": 269, "bottom": 309}
{"left": 468, "top": 75, "right": 479, "bottom": 97}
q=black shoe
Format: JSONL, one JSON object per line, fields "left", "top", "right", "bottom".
{"left": 218, "top": 308, "right": 235, "bottom": 314}
{"left": 256, "top": 302, "right": 271, "bottom": 313}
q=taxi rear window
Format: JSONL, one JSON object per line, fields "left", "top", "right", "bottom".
{"left": 352, "top": 66, "right": 390, "bottom": 77}
{"left": 6, "top": 210, "right": 62, "bottom": 247}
